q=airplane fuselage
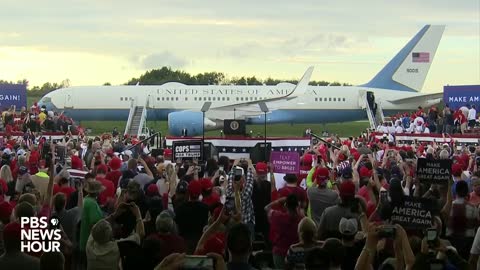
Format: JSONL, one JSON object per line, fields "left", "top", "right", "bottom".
{"left": 39, "top": 83, "right": 423, "bottom": 125}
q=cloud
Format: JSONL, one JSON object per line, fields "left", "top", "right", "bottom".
{"left": 134, "top": 17, "right": 271, "bottom": 28}
{"left": 140, "top": 51, "right": 187, "bottom": 69}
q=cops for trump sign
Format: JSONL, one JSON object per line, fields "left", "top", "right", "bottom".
{"left": 172, "top": 140, "right": 203, "bottom": 160}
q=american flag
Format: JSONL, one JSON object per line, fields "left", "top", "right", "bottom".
{"left": 412, "top": 52, "right": 429, "bottom": 63}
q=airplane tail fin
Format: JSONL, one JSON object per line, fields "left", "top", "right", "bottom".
{"left": 362, "top": 25, "right": 445, "bottom": 92}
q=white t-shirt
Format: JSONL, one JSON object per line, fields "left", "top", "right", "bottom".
{"left": 423, "top": 127, "right": 430, "bottom": 134}
{"left": 469, "top": 108, "right": 477, "bottom": 120}
{"left": 388, "top": 126, "right": 396, "bottom": 134}
{"left": 395, "top": 126, "right": 403, "bottom": 133}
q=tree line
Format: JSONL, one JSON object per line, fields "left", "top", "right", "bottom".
{"left": 2, "top": 66, "right": 351, "bottom": 97}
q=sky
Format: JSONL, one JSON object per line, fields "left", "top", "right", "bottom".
{"left": 0, "top": 0, "right": 478, "bottom": 92}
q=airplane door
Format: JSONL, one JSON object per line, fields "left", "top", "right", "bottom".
{"left": 65, "top": 92, "right": 74, "bottom": 109}
{"left": 358, "top": 90, "right": 367, "bottom": 108}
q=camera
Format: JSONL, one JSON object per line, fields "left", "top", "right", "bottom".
{"left": 234, "top": 167, "right": 244, "bottom": 182}
{"left": 377, "top": 225, "right": 396, "bottom": 238}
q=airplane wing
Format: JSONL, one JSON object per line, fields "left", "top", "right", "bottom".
{"left": 206, "top": 66, "right": 314, "bottom": 119}
{"left": 388, "top": 92, "right": 443, "bottom": 105}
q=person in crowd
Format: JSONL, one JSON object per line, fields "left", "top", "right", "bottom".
{"left": 0, "top": 222, "right": 40, "bottom": 269}
{"left": 143, "top": 210, "right": 186, "bottom": 268}
{"left": 251, "top": 161, "right": 272, "bottom": 245}
{"left": 265, "top": 194, "right": 304, "bottom": 269}
{"left": 226, "top": 159, "right": 255, "bottom": 237}
{"left": 86, "top": 219, "right": 121, "bottom": 270}
{"left": 95, "top": 164, "right": 115, "bottom": 207}
{"left": 175, "top": 179, "right": 209, "bottom": 254}
{"left": 339, "top": 217, "right": 365, "bottom": 270}
{"left": 307, "top": 166, "right": 339, "bottom": 225}
{"left": 226, "top": 223, "right": 257, "bottom": 270}
{"left": 318, "top": 179, "right": 362, "bottom": 239}
{"left": 79, "top": 181, "right": 105, "bottom": 255}
{"left": 468, "top": 104, "right": 477, "bottom": 130}
{"left": 285, "top": 217, "right": 323, "bottom": 270}
{"left": 444, "top": 180, "right": 479, "bottom": 259}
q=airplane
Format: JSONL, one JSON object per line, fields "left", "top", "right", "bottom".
{"left": 38, "top": 25, "right": 445, "bottom": 136}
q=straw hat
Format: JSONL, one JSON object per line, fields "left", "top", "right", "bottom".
{"left": 85, "top": 181, "right": 105, "bottom": 194}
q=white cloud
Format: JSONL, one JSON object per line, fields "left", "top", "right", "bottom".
{"left": 140, "top": 52, "right": 188, "bottom": 69}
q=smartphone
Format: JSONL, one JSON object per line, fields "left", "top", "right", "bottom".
{"left": 426, "top": 228, "right": 438, "bottom": 246}
{"left": 224, "top": 196, "right": 235, "bottom": 215}
{"left": 219, "top": 166, "right": 224, "bottom": 172}
{"left": 377, "top": 225, "right": 396, "bottom": 238}
{"left": 234, "top": 167, "right": 243, "bottom": 182}
{"left": 380, "top": 190, "right": 389, "bottom": 204}
{"left": 182, "top": 255, "right": 215, "bottom": 270}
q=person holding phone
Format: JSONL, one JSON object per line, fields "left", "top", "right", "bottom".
{"left": 226, "top": 159, "right": 255, "bottom": 239}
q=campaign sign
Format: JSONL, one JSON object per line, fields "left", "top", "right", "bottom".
{"left": 444, "top": 85, "right": 480, "bottom": 110}
{"left": 173, "top": 140, "right": 203, "bottom": 160}
{"left": 0, "top": 84, "right": 27, "bottom": 109}
{"left": 390, "top": 196, "right": 437, "bottom": 229}
{"left": 416, "top": 158, "right": 452, "bottom": 185}
{"left": 270, "top": 151, "right": 300, "bottom": 174}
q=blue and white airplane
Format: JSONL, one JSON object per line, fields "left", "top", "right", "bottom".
{"left": 39, "top": 25, "right": 445, "bottom": 136}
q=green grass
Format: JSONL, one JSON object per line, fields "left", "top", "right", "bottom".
{"left": 28, "top": 95, "right": 369, "bottom": 137}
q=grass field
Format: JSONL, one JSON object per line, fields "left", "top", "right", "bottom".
{"left": 27, "top": 96, "right": 369, "bottom": 137}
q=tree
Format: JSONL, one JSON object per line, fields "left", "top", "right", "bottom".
{"left": 264, "top": 77, "right": 281, "bottom": 85}
{"left": 103, "top": 82, "right": 112, "bottom": 86}
{"left": 329, "top": 82, "right": 342, "bottom": 86}
{"left": 246, "top": 76, "right": 262, "bottom": 85}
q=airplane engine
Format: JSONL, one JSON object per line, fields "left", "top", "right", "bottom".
{"left": 167, "top": 111, "right": 219, "bottom": 136}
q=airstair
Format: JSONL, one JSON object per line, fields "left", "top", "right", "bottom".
{"left": 360, "top": 90, "right": 385, "bottom": 129}
{"left": 124, "top": 98, "right": 148, "bottom": 137}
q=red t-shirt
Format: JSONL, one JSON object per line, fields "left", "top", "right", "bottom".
{"left": 357, "top": 186, "right": 376, "bottom": 217}
{"left": 96, "top": 177, "right": 115, "bottom": 206}
{"left": 105, "top": 170, "right": 122, "bottom": 189}
{"left": 269, "top": 210, "right": 303, "bottom": 256}
{"left": 53, "top": 185, "right": 75, "bottom": 201}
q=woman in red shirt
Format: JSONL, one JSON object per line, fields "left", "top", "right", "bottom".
{"left": 265, "top": 194, "right": 304, "bottom": 269}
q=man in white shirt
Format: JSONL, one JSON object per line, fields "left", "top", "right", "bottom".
{"left": 395, "top": 121, "right": 404, "bottom": 133}
{"left": 468, "top": 105, "right": 477, "bottom": 129}
{"left": 387, "top": 123, "right": 396, "bottom": 134}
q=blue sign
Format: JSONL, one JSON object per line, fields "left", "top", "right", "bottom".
{"left": 0, "top": 84, "right": 27, "bottom": 109}
{"left": 444, "top": 85, "right": 480, "bottom": 110}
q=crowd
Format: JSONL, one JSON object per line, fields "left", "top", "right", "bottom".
{"left": 376, "top": 104, "right": 478, "bottom": 135}
{"left": 2, "top": 120, "right": 480, "bottom": 269}
{"left": 1, "top": 103, "right": 76, "bottom": 134}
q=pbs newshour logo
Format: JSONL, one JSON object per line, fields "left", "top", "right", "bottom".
{"left": 21, "top": 216, "right": 62, "bottom": 253}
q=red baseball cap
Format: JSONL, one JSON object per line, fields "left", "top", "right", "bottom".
{"left": 200, "top": 178, "right": 213, "bottom": 191}
{"left": 339, "top": 180, "right": 356, "bottom": 199}
{"left": 255, "top": 162, "right": 268, "bottom": 175}
{"left": 314, "top": 167, "right": 329, "bottom": 183}
{"left": 452, "top": 163, "right": 463, "bottom": 177}
{"left": 188, "top": 180, "right": 202, "bottom": 198}
{"left": 108, "top": 157, "right": 122, "bottom": 171}
{"left": 96, "top": 164, "right": 108, "bottom": 175}
{"left": 146, "top": 184, "right": 159, "bottom": 196}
